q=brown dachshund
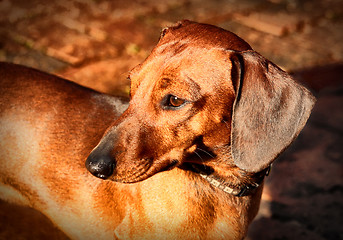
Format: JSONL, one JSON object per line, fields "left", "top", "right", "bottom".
{"left": 0, "top": 20, "right": 315, "bottom": 239}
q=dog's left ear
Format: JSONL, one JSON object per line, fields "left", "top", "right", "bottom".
{"left": 229, "top": 51, "right": 316, "bottom": 173}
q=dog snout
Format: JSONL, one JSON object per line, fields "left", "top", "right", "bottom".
{"left": 85, "top": 151, "right": 116, "bottom": 179}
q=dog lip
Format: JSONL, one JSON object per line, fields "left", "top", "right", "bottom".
{"left": 110, "top": 158, "right": 181, "bottom": 184}
{"left": 110, "top": 158, "right": 153, "bottom": 183}
{"left": 161, "top": 159, "right": 180, "bottom": 172}
{"left": 180, "top": 162, "right": 215, "bottom": 175}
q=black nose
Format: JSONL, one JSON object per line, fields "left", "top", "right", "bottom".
{"left": 85, "top": 152, "right": 115, "bottom": 179}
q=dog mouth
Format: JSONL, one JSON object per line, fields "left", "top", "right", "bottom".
{"left": 180, "top": 162, "right": 214, "bottom": 175}
{"left": 111, "top": 158, "right": 180, "bottom": 184}
{"left": 106, "top": 143, "right": 217, "bottom": 184}
{"left": 110, "top": 158, "right": 153, "bottom": 183}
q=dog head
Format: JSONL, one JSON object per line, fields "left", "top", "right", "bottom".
{"left": 86, "top": 20, "right": 315, "bottom": 184}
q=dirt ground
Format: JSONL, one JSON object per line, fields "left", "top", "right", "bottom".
{"left": 0, "top": 0, "right": 342, "bottom": 239}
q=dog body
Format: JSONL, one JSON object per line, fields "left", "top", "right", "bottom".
{"left": 0, "top": 62, "right": 256, "bottom": 239}
{"left": 0, "top": 21, "right": 315, "bottom": 239}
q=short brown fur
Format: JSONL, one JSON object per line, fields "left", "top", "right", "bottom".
{"left": 0, "top": 20, "right": 315, "bottom": 239}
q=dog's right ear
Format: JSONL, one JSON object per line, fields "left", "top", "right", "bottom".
{"left": 229, "top": 51, "right": 316, "bottom": 173}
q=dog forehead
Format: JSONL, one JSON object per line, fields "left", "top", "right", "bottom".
{"left": 130, "top": 47, "right": 235, "bottom": 98}
{"left": 159, "top": 20, "right": 252, "bottom": 51}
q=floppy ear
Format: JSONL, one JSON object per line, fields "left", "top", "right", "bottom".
{"left": 230, "top": 51, "right": 316, "bottom": 173}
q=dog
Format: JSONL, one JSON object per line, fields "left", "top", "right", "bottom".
{"left": 0, "top": 20, "right": 315, "bottom": 239}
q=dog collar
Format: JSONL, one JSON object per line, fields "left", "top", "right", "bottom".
{"left": 192, "top": 164, "right": 271, "bottom": 197}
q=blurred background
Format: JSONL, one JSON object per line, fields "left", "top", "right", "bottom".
{"left": 0, "top": 0, "right": 342, "bottom": 239}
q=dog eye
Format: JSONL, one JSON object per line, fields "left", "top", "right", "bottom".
{"left": 163, "top": 95, "right": 186, "bottom": 109}
{"left": 169, "top": 95, "right": 185, "bottom": 107}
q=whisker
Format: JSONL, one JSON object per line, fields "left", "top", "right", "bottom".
{"left": 193, "top": 150, "right": 203, "bottom": 161}
{"left": 222, "top": 119, "right": 230, "bottom": 131}
{"left": 196, "top": 147, "right": 215, "bottom": 159}
{"left": 193, "top": 150, "right": 208, "bottom": 169}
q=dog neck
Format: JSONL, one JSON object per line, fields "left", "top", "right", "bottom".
{"left": 190, "top": 164, "right": 271, "bottom": 197}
